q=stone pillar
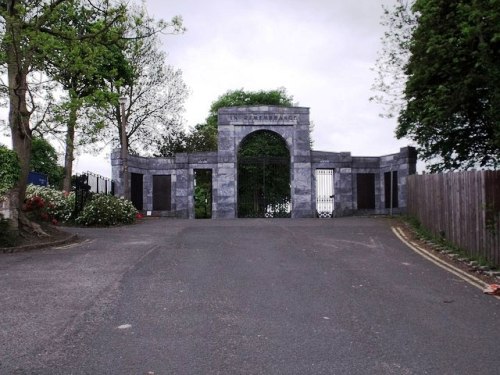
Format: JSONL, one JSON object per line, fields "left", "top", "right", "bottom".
{"left": 110, "top": 149, "right": 124, "bottom": 198}
{"left": 396, "top": 147, "right": 417, "bottom": 210}
{"left": 379, "top": 146, "right": 417, "bottom": 212}
{"left": 291, "top": 108, "right": 313, "bottom": 218}
{"left": 0, "top": 189, "right": 19, "bottom": 230}
{"left": 175, "top": 153, "right": 189, "bottom": 218}
{"left": 215, "top": 117, "right": 237, "bottom": 218}
{"left": 336, "top": 167, "right": 354, "bottom": 216}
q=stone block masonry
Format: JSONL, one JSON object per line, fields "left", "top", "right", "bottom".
{"left": 112, "top": 106, "right": 416, "bottom": 218}
{"left": 0, "top": 189, "right": 19, "bottom": 229}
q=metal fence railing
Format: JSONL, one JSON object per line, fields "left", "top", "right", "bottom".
{"left": 73, "top": 172, "right": 115, "bottom": 216}
{"left": 85, "top": 171, "right": 115, "bottom": 195}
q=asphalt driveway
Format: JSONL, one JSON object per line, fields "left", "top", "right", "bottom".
{"left": 0, "top": 217, "right": 499, "bottom": 374}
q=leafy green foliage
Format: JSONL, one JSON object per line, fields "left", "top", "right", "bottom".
{"left": 237, "top": 131, "right": 290, "bottom": 218}
{"left": 155, "top": 128, "right": 189, "bottom": 157}
{"left": 238, "top": 131, "right": 290, "bottom": 159}
{"left": 25, "top": 185, "right": 75, "bottom": 223}
{"left": 36, "top": 2, "right": 133, "bottom": 191}
{"left": 398, "top": 0, "right": 500, "bottom": 171}
{"left": 375, "top": 0, "right": 500, "bottom": 171}
{"left": 30, "top": 138, "right": 64, "bottom": 188}
{"left": 39, "top": 2, "right": 131, "bottom": 96}
{"left": 205, "top": 88, "right": 294, "bottom": 128}
{"left": 194, "top": 170, "right": 212, "bottom": 219}
{"left": 185, "top": 122, "right": 219, "bottom": 153}
{"left": 0, "top": 0, "right": 137, "bottom": 224}
{"left": 75, "top": 194, "right": 137, "bottom": 226}
{"left": 0, "top": 145, "right": 20, "bottom": 197}
{"left": 23, "top": 185, "right": 138, "bottom": 227}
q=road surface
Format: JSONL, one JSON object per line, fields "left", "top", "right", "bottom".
{"left": 1, "top": 218, "right": 498, "bottom": 374}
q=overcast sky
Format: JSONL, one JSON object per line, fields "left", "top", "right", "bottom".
{"left": 1, "top": 0, "right": 410, "bottom": 178}
{"left": 149, "top": 0, "right": 409, "bottom": 152}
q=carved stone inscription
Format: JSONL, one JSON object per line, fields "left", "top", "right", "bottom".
{"left": 228, "top": 113, "right": 298, "bottom": 125}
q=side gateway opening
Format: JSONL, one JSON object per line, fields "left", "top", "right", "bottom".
{"left": 316, "top": 169, "right": 334, "bottom": 218}
{"left": 237, "top": 130, "right": 291, "bottom": 218}
{"left": 194, "top": 169, "right": 212, "bottom": 219}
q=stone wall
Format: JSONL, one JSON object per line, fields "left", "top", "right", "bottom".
{"left": 311, "top": 147, "right": 417, "bottom": 216}
{"left": 0, "top": 189, "right": 19, "bottom": 229}
{"left": 379, "top": 146, "right": 418, "bottom": 213}
{"left": 111, "top": 106, "right": 417, "bottom": 219}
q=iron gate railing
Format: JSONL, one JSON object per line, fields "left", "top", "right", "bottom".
{"left": 73, "top": 172, "right": 115, "bottom": 216}
{"left": 316, "top": 169, "right": 334, "bottom": 218}
{"left": 73, "top": 174, "right": 91, "bottom": 217}
{"left": 237, "top": 156, "right": 291, "bottom": 218}
{"left": 85, "top": 171, "right": 115, "bottom": 195}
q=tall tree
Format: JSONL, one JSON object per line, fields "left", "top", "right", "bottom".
{"left": 373, "top": 0, "right": 500, "bottom": 171}
{"left": 40, "top": 1, "right": 132, "bottom": 191}
{"left": 0, "top": 0, "right": 126, "bottom": 232}
{"left": 370, "top": 0, "right": 417, "bottom": 119}
{"left": 102, "top": 8, "right": 187, "bottom": 157}
{"left": 399, "top": 0, "right": 500, "bottom": 171}
{"left": 155, "top": 127, "right": 188, "bottom": 157}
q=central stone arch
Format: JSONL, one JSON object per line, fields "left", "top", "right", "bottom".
{"left": 112, "top": 105, "right": 418, "bottom": 219}
{"left": 215, "top": 105, "right": 314, "bottom": 218}
{"left": 237, "top": 130, "right": 291, "bottom": 217}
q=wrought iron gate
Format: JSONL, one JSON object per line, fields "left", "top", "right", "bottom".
{"left": 316, "top": 169, "right": 334, "bottom": 218}
{"left": 237, "top": 155, "right": 291, "bottom": 218}
{"left": 73, "top": 174, "right": 91, "bottom": 217}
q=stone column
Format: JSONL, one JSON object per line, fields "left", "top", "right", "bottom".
{"left": 110, "top": 149, "right": 124, "bottom": 198}
{"left": 175, "top": 153, "right": 189, "bottom": 218}
{"left": 396, "top": 147, "right": 417, "bottom": 210}
{"left": 215, "top": 117, "right": 237, "bottom": 218}
{"left": 291, "top": 109, "right": 313, "bottom": 218}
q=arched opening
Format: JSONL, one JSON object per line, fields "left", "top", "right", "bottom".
{"left": 237, "top": 130, "right": 291, "bottom": 218}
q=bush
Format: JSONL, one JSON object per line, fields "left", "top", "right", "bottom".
{"left": 0, "top": 145, "right": 20, "bottom": 197}
{"left": 25, "top": 185, "right": 75, "bottom": 224}
{"left": 75, "top": 194, "right": 137, "bottom": 226}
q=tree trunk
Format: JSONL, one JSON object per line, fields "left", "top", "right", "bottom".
{"left": 62, "top": 94, "right": 80, "bottom": 192}
{"left": 4, "top": 3, "right": 48, "bottom": 237}
{"left": 119, "top": 100, "right": 130, "bottom": 200}
{"left": 5, "top": 11, "right": 32, "bottom": 214}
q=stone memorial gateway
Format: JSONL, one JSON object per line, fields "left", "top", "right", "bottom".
{"left": 112, "top": 106, "right": 417, "bottom": 218}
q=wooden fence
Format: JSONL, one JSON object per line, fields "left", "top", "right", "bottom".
{"left": 407, "top": 171, "right": 500, "bottom": 266}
